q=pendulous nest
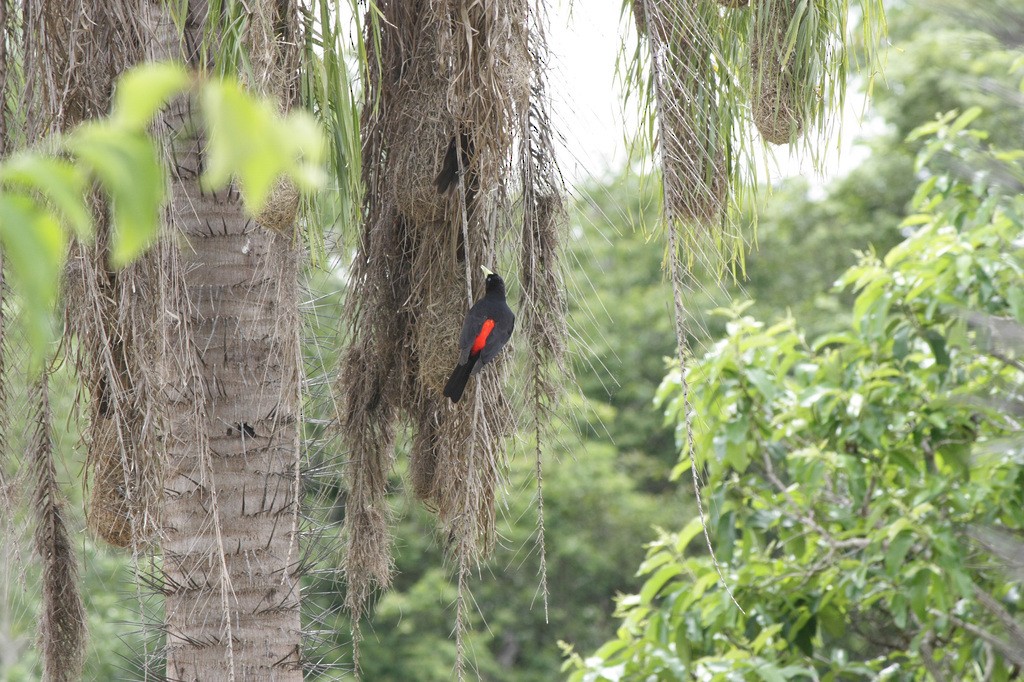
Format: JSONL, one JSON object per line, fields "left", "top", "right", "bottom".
{"left": 254, "top": 176, "right": 301, "bottom": 233}
{"left": 750, "top": 0, "right": 806, "bottom": 145}
{"left": 86, "top": 416, "right": 136, "bottom": 548}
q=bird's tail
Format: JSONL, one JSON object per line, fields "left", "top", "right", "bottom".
{"left": 443, "top": 356, "right": 477, "bottom": 403}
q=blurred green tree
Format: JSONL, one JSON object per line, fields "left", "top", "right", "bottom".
{"left": 567, "top": 106, "right": 1024, "bottom": 680}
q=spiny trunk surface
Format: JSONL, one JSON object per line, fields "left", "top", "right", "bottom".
{"left": 147, "top": 3, "right": 302, "bottom": 679}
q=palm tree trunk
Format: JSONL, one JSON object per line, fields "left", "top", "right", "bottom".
{"left": 145, "top": 2, "right": 303, "bottom": 679}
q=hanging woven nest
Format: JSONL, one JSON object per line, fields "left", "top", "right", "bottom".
{"left": 410, "top": 238, "right": 466, "bottom": 394}
{"left": 253, "top": 176, "right": 300, "bottom": 233}
{"left": 86, "top": 416, "right": 143, "bottom": 548}
{"left": 409, "top": 403, "right": 441, "bottom": 505}
{"left": 339, "top": 2, "right": 558, "bottom": 662}
{"left": 388, "top": 82, "right": 460, "bottom": 225}
{"left": 750, "top": 0, "right": 805, "bottom": 145}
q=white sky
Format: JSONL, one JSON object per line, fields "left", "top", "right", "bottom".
{"left": 547, "top": 2, "right": 637, "bottom": 184}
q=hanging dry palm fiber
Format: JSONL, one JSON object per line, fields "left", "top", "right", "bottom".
{"left": 0, "top": 1, "right": 14, "bottom": 532}
{"left": 517, "top": 0, "right": 568, "bottom": 622}
{"left": 14, "top": 0, "right": 148, "bottom": 677}
{"left": 29, "top": 372, "right": 87, "bottom": 682}
{"left": 20, "top": 0, "right": 158, "bottom": 550}
{"left": 339, "top": 0, "right": 564, "bottom": 661}
{"left": 638, "top": 0, "right": 729, "bottom": 232}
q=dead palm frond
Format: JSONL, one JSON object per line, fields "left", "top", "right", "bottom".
{"left": 30, "top": 371, "right": 87, "bottom": 682}
{"left": 517, "top": 0, "right": 568, "bottom": 624}
{"left": 337, "top": 0, "right": 566, "bottom": 673}
{"left": 626, "top": 0, "right": 886, "bottom": 269}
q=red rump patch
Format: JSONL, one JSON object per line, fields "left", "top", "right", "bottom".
{"left": 472, "top": 319, "right": 496, "bottom": 354}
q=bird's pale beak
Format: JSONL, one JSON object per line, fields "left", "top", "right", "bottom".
{"left": 481, "top": 265, "right": 494, "bottom": 277}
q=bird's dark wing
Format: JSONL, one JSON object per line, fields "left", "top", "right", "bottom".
{"left": 434, "top": 132, "right": 474, "bottom": 195}
{"left": 434, "top": 137, "right": 459, "bottom": 194}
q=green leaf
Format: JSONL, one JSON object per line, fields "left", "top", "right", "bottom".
{"left": 789, "top": 610, "right": 817, "bottom": 658}
{"left": 910, "top": 176, "right": 939, "bottom": 209}
{"left": 111, "top": 62, "right": 190, "bottom": 130}
{"left": 949, "top": 106, "right": 983, "bottom": 135}
{"left": 755, "top": 661, "right": 788, "bottom": 682}
{"left": 686, "top": 571, "right": 721, "bottom": 604}
{"left": 750, "top": 624, "right": 783, "bottom": 654}
{"left": 885, "top": 531, "right": 915, "bottom": 577}
{"left": 818, "top": 604, "right": 846, "bottom": 639}
{"left": 637, "top": 548, "right": 673, "bottom": 576}
{"left": 639, "top": 565, "right": 683, "bottom": 605}
{"left": 891, "top": 593, "right": 908, "bottom": 629}
{"left": 0, "top": 194, "right": 65, "bottom": 354}
{"left": 909, "top": 567, "right": 935, "bottom": 622}
{"left": 906, "top": 114, "right": 950, "bottom": 143}
{"left": 1008, "top": 286, "right": 1024, "bottom": 323}
{"left": 923, "top": 330, "right": 949, "bottom": 368}
{"left": 938, "top": 440, "right": 970, "bottom": 477}
{"left": 281, "top": 109, "right": 327, "bottom": 189}
{"left": 852, "top": 280, "right": 892, "bottom": 339}
{"left": 592, "top": 639, "right": 628, "bottom": 661}
{"left": 68, "top": 124, "right": 164, "bottom": 267}
{"left": 675, "top": 517, "right": 706, "bottom": 554}
{"left": 201, "top": 80, "right": 280, "bottom": 209}
{"left": 0, "top": 154, "right": 91, "bottom": 237}
{"left": 200, "top": 79, "right": 325, "bottom": 215}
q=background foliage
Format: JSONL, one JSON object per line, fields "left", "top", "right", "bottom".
{"left": 567, "top": 2, "right": 1024, "bottom": 678}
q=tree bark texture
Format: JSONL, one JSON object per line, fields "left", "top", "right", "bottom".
{"left": 145, "top": 2, "right": 303, "bottom": 679}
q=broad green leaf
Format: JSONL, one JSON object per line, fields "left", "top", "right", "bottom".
{"left": 923, "top": 329, "right": 949, "bottom": 368}
{"left": 0, "top": 194, "right": 65, "bottom": 354}
{"left": 637, "top": 549, "right": 673, "bottom": 576}
{"left": 282, "top": 109, "right": 327, "bottom": 188}
{"left": 0, "top": 154, "right": 91, "bottom": 237}
{"left": 949, "top": 106, "right": 983, "bottom": 135}
{"left": 112, "top": 62, "right": 190, "bottom": 130}
{"left": 639, "top": 565, "right": 683, "bottom": 605}
{"left": 592, "top": 639, "right": 628, "bottom": 662}
{"left": 1008, "top": 286, "right": 1024, "bottom": 322}
{"left": 675, "top": 517, "right": 706, "bottom": 554}
{"left": 908, "top": 567, "right": 935, "bottom": 622}
{"left": 910, "top": 175, "right": 939, "bottom": 209}
{"left": 201, "top": 80, "right": 279, "bottom": 209}
{"left": 68, "top": 124, "right": 164, "bottom": 266}
{"left": 937, "top": 440, "right": 970, "bottom": 477}
{"left": 754, "top": 661, "right": 788, "bottom": 682}
{"left": 884, "top": 532, "right": 915, "bottom": 576}
{"left": 906, "top": 113, "right": 951, "bottom": 142}
{"left": 201, "top": 79, "right": 326, "bottom": 215}
{"left": 750, "top": 624, "right": 783, "bottom": 654}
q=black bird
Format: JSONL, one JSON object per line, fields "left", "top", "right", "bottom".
{"left": 443, "top": 266, "right": 515, "bottom": 403}
{"left": 434, "top": 132, "right": 474, "bottom": 194}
